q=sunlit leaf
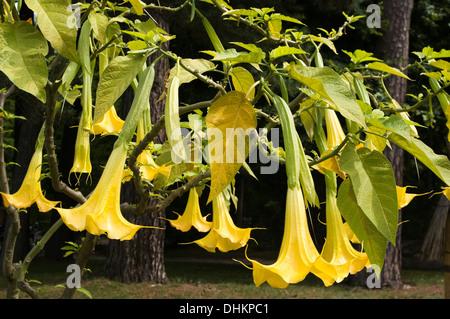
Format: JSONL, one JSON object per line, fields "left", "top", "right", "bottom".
{"left": 230, "top": 66, "right": 255, "bottom": 99}
{"left": 367, "top": 62, "right": 411, "bottom": 80}
{"left": 0, "top": 21, "right": 48, "bottom": 102}
{"left": 337, "top": 178, "right": 388, "bottom": 273}
{"left": 206, "top": 91, "right": 257, "bottom": 203}
{"left": 339, "top": 143, "right": 398, "bottom": 244}
{"left": 94, "top": 54, "right": 147, "bottom": 123}
{"left": 287, "top": 64, "right": 366, "bottom": 126}
{"left": 25, "top": 0, "right": 79, "bottom": 62}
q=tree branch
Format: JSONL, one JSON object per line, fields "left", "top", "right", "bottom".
{"left": 43, "top": 82, "right": 87, "bottom": 204}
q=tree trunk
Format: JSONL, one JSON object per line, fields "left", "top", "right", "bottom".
{"left": 104, "top": 10, "right": 169, "bottom": 283}
{"left": 378, "top": 0, "right": 414, "bottom": 289}
{"left": 445, "top": 208, "right": 450, "bottom": 299}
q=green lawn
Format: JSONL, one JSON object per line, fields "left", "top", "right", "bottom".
{"left": 0, "top": 252, "right": 444, "bottom": 299}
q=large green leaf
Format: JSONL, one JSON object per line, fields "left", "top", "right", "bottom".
{"left": 389, "top": 133, "right": 450, "bottom": 186}
{"left": 337, "top": 178, "right": 388, "bottom": 272}
{"left": 287, "top": 64, "right": 366, "bottom": 126}
{"left": 206, "top": 91, "right": 257, "bottom": 203}
{"left": 94, "top": 54, "right": 147, "bottom": 123}
{"left": 25, "top": 0, "right": 79, "bottom": 62}
{"left": 370, "top": 114, "right": 450, "bottom": 186}
{"left": 0, "top": 21, "right": 48, "bottom": 102}
{"left": 339, "top": 143, "right": 398, "bottom": 243}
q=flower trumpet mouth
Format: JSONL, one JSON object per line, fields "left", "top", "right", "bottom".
{"left": 247, "top": 184, "right": 337, "bottom": 288}
{"left": 318, "top": 192, "right": 370, "bottom": 283}
{"left": 91, "top": 106, "right": 124, "bottom": 135}
{"left": 1, "top": 148, "right": 59, "bottom": 212}
{"left": 57, "top": 144, "right": 152, "bottom": 240}
{"left": 169, "top": 188, "right": 211, "bottom": 233}
{"left": 190, "top": 191, "right": 255, "bottom": 253}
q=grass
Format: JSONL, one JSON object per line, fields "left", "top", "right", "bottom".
{"left": 0, "top": 249, "right": 445, "bottom": 299}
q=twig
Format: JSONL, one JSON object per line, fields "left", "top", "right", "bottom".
{"left": 127, "top": 98, "right": 216, "bottom": 215}
{"left": 43, "top": 82, "right": 87, "bottom": 204}
{"left": 146, "top": 170, "right": 211, "bottom": 215}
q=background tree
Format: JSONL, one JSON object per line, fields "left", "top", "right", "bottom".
{"left": 376, "top": 0, "right": 414, "bottom": 288}
{"left": 104, "top": 10, "right": 170, "bottom": 283}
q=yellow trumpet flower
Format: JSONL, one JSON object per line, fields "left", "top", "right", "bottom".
{"left": 396, "top": 186, "right": 428, "bottom": 210}
{"left": 191, "top": 191, "right": 253, "bottom": 253}
{"left": 319, "top": 181, "right": 370, "bottom": 283}
{"left": 1, "top": 147, "right": 59, "bottom": 213}
{"left": 91, "top": 106, "right": 124, "bottom": 135}
{"left": 57, "top": 143, "right": 149, "bottom": 240}
{"left": 169, "top": 188, "right": 211, "bottom": 233}
{"left": 324, "top": 108, "right": 346, "bottom": 150}
{"left": 70, "top": 116, "right": 92, "bottom": 178}
{"left": 247, "top": 184, "right": 337, "bottom": 288}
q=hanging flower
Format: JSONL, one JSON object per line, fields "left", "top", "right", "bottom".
{"left": 396, "top": 186, "right": 428, "bottom": 210}
{"left": 191, "top": 191, "right": 254, "bottom": 253}
{"left": 122, "top": 118, "right": 172, "bottom": 183}
{"left": 318, "top": 183, "right": 370, "bottom": 283}
{"left": 70, "top": 121, "right": 92, "bottom": 179}
{"left": 1, "top": 147, "right": 59, "bottom": 212}
{"left": 324, "top": 108, "right": 346, "bottom": 150}
{"left": 247, "top": 184, "right": 338, "bottom": 288}
{"left": 91, "top": 106, "right": 124, "bottom": 135}
{"left": 169, "top": 187, "right": 211, "bottom": 232}
{"left": 57, "top": 143, "right": 150, "bottom": 240}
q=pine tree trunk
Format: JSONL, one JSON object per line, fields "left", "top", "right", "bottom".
{"left": 104, "top": 11, "right": 169, "bottom": 283}
{"left": 378, "top": 0, "right": 414, "bottom": 289}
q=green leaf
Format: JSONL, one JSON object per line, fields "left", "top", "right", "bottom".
{"left": 337, "top": 178, "right": 388, "bottom": 273}
{"left": 268, "top": 13, "right": 305, "bottom": 26}
{"left": 339, "top": 143, "right": 398, "bottom": 244}
{"left": 128, "top": 0, "right": 143, "bottom": 15}
{"left": 388, "top": 132, "right": 450, "bottom": 186}
{"left": 342, "top": 49, "right": 381, "bottom": 64}
{"left": 366, "top": 62, "right": 411, "bottom": 80}
{"left": 230, "top": 66, "right": 255, "bottom": 99}
{"left": 269, "top": 46, "right": 306, "bottom": 60}
{"left": 212, "top": 47, "right": 265, "bottom": 64}
{"left": 370, "top": 114, "right": 450, "bottom": 186}
{"left": 94, "top": 54, "right": 147, "bottom": 123}
{"left": 77, "top": 287, "right": 93, "bottom": 299}
{"left": 309, "top": 35, "right": 337, "bottom": 54}
{"left": 430, "top": 59, "right": 450, "bottom": 71}
{"left": 0, "top": 21, "right": 48, "bottom": 102}
{"left": 88, "top": 11, "right": 108, "bottom": 44}
{"left": 206, "top": 91, "right": 257, "bottom": 203}
{"left": 168, "top": 58, "right": 216, "bottom": 86}
{"left": 25, "top": 0, "right": 79, "bottom": 62}
{"left": 287, "top": 64, "right": 366, "bottom": 126}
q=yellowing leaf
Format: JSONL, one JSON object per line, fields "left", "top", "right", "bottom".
{"left": 206, "top": 91, "right": 257, "bottom": 203}
{"left": 230, "top": 66, "right": 255, "bottom": 99}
